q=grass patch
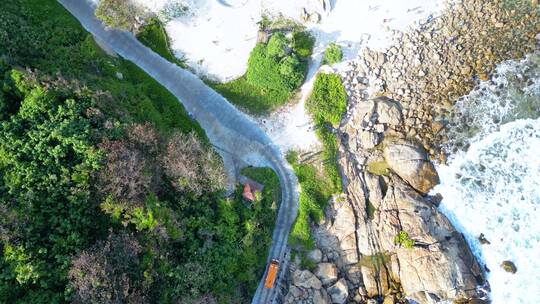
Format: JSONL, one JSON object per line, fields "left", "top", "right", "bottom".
{"left": 366, "top": 161, "right": 390, "bottom": 176}
{"left": 212, "top": 30, "right": 313, "bottom": 114}
{"left": 114, "top": 60, "right": 205, "bottom": 138}
{"left": 306, "top": 73, "right": 347, "bottom": 127}
{"left": 394, "top": 231, "right": 415, "bottom": 249}
{"left": 137, "top": 18, "right": 186, "bottom": 68}
{"left": 211, "top": 76, "right": 290, "bottom": 114}
{"left": 287, "top": 151, "right": 340, "bottom": 248}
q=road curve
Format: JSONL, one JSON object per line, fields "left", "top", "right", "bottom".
{"left": 57, "top": 1, "right": 298, "bottom": 303}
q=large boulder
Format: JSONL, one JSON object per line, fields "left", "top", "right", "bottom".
{"left": 327, "top": 278, "right": 349, "bottom": 304}
{"left": 373, "top": 176, "right": 485, "bottom": 303}
{"left": 375, "top": 97, "right": 402, "bottom": 126}
{"left": 315, "top": 263, "right": 338, "bottom": 285}
{"left": 293, "top": 269, "right": 322, "bottom": 290}
{"left": 383, "top": 141, "right": 439, "bottom": 193}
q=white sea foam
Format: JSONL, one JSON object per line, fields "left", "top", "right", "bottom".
{"left": 434, "top": 53, "right": 540, "bottom": 303}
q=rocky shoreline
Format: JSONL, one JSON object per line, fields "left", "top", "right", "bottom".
{"left": 279, "top": 1, "right": 538, "bottom": 303}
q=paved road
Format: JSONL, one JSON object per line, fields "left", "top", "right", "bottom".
{"left": 57, "top": 1, "right": 298, "bottom": 303}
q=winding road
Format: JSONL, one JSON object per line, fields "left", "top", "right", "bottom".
{"left": 57, "top": 1, "right": 298, "bottom": 303}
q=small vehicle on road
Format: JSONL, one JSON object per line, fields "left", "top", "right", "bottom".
{"left": 264, "top": 259, "right": 279, "bottom": 289}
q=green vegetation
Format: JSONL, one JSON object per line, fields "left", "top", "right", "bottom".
{"left": 137, "top": 18, "right": 186, "bottom": 67}
{"left": 394, "top": 231, "right": 415, "bottom": 249}
{"left": 212, "top": 30, "right": 313, "bottom": 114}
{"left": 0, "top": 0, "right": 279, "bottom": 303}
{"left": 323, "top": 43, "right": 343, "bottom": 65}
{"left": 287, "top": 152, "right": 341, "bottom": 248}
{"left": 287, "top": 72, "right": 347, "bottom": 249}
{"left": 367, "top": 161, "right": 390, "bottom": 176}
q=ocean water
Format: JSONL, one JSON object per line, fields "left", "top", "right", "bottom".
{"left": 433, "top": 52, "right": 540, "bottom": 303}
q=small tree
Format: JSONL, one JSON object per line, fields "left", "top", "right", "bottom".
{"left": 98, "top": 139, "right": 150, "bottom": 202}
{"left": 95, "top": 0, "right": 145, "bottom": 32}
{"left": 162, "top": 132, "right": 226, "bottom": 196}
{"left": 323, "top": 43, "right": 343, "bottom": 65}
{"left": 68, "top": 232, "right": 145, "bottom": 304}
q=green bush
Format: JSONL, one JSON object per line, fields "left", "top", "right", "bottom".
{"left": 323, "top": 42, "right": 343, "bottom": 65}
{"left": 213, "top": 30, "right": 312, "bottom": 114}
{"left": 292, "top": 31, "right": 315, "bottom": 58}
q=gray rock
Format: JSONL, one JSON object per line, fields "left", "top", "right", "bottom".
{"left": 293, "top": 270, "right": 322, "bottom": 290}
{"left": 308, "top": 249, "right": 323, "bottom": 263}
{"left": 345, "top": 265, "right": 363, "bottom": 287}
{"left": 383, "top": 141, "right": 439, "bottom": 193}
{"left": 327, "top": 278, "right": 349, "bottom": 304}
{"left": 314, "top": 263, "right": 338, "bottom": 285}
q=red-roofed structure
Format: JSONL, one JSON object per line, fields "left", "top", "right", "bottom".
{"left": 242, "top": 183, "right": 256, "bottom": 202}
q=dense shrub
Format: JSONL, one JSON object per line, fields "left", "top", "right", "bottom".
{"left": 0, "top": 70, "right": 105, "bottom": 300}
{"left": 323, "top": 42, "right": 343, "bottom": 65}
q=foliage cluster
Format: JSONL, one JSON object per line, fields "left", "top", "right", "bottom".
{"left": 0, "top": 1, "right": 280, "bottom": 303}
{"left": 323, "top": 43, "right": 343, "bottom": 65}
{"left": 213, "top": 30, "right": 313, "bottom": 114}
{"left": 394, "top": 231, "right": 415, "bottom": 249}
